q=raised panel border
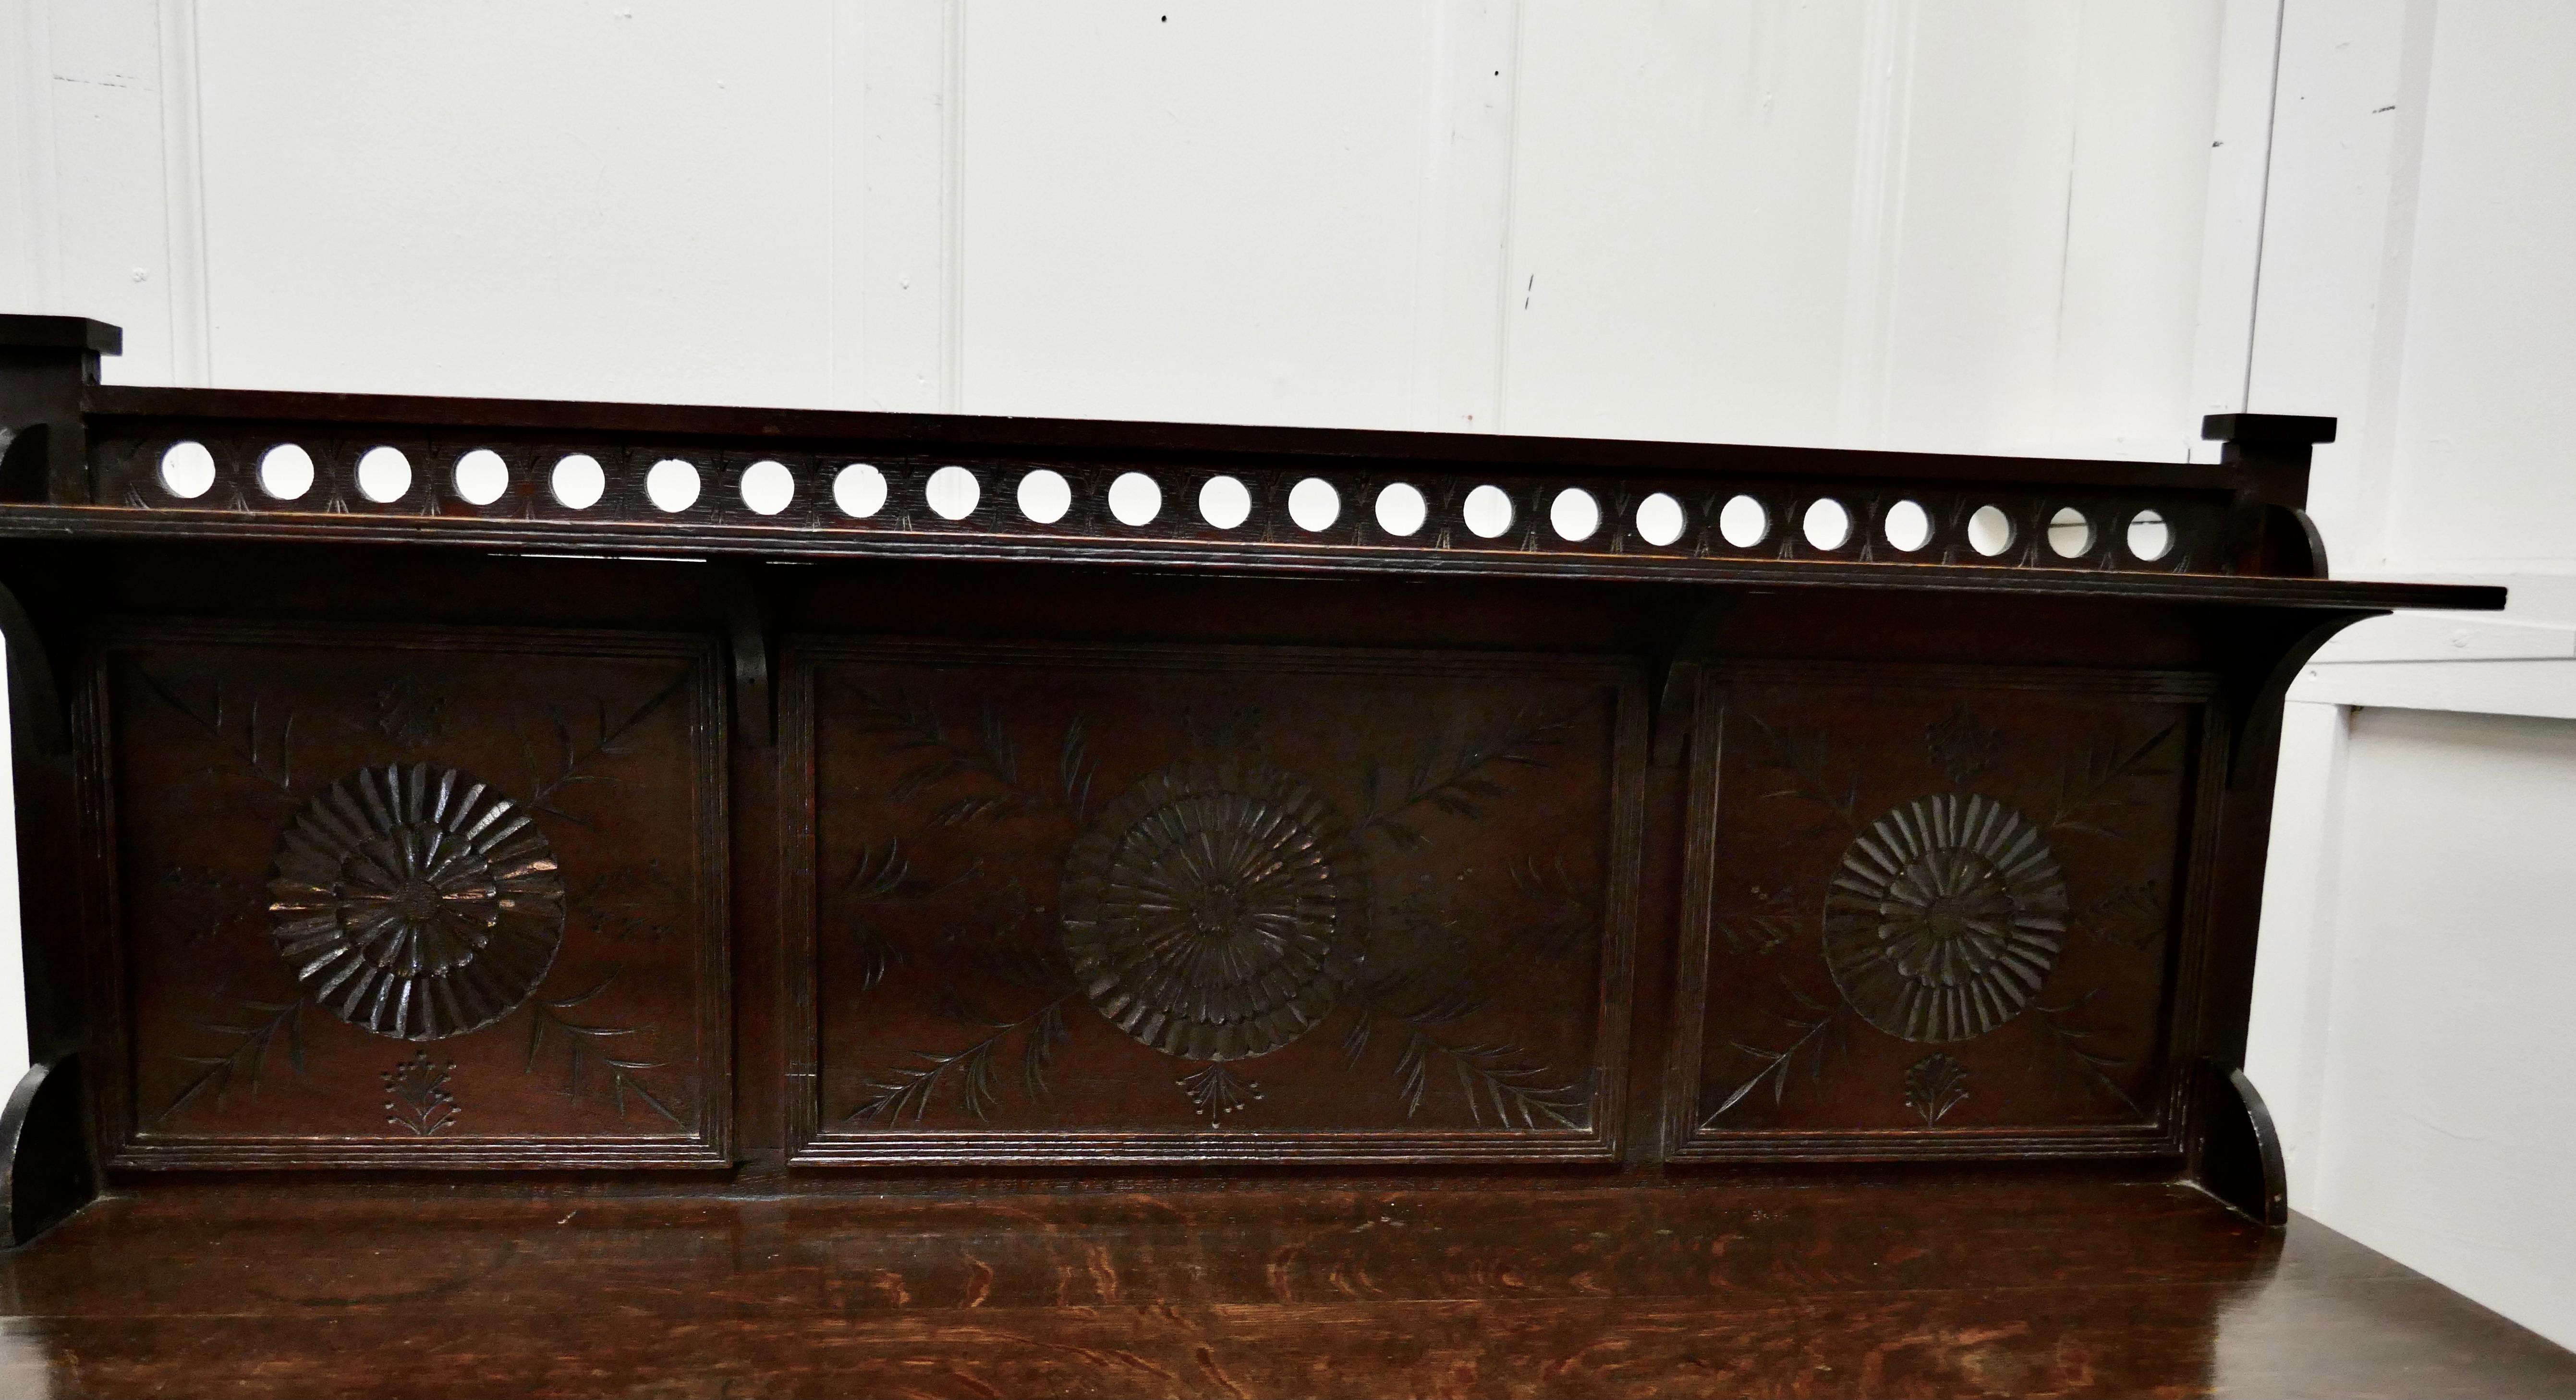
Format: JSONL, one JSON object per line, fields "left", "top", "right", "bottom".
{"left": 1661, "top": 658, "right": 2228, "bottom": 1163}
{"left": 782, "top": 638, "right": 1647, "bottom": 1167}
{"left": 82, "top": 618, "right": 732, "bottom": 1171}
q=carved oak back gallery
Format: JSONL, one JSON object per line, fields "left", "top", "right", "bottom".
{"left": 0, "top": 315, "right": 2503, "bottom": 1234}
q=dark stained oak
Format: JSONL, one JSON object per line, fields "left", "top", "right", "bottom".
{"left": 0, "top": 318, "right": 2541, "bottom": 1395}
{"left": 2, "top": 1178, "right": 2571, "bottom": 1398}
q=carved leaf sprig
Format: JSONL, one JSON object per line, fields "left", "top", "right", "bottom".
{"left": 1903, "top": 1052, "right": 1971, "bottom": 1127}
{"left": 1741, "top": 707, "right": 1861, "bottom": 835}
{"left": 848, "top": 995, "right": 1073, "bottom": 1125}
{"left": 159, "top": 996, "right": 306, "bottom": 1124}
{"left": 1359, "top": 706, "right": 1573, "bottom": 850}
{"left": 521, "top": 670, "right": 693, "bottom": 822}
{"left": 1715, "top": 883, "right": 1804, "bottom": 957}
{"left": 522, "top": 971, "right": 685, "bottom": 1127}
{"left": 134, "top": 670, "right": 298, "bottom": 794}
{"left": 373, "top": 676, "right": 447, "bottom": 749}
{"left": 1178, "top": 1062, "right": 1262, "bottom": 1120}
{"left": 382, "top": 1051, "right": 459, "bottom": 1136}
{"left": 851, "top": 686, "right": 1036, "bottom": 825}
{"left": 2026, "top": 990, "right": 2145, "bottom": 1115}
{"left": 833, "top": 840, "right": 989, "bottom": 992}
{"left": 1704, "top": 978, "right": 1850, "bottom": 1125}
{"left": 1925, "top": 705, "right": 2001, "bottom": 787}
{"left": 2047, "top": 720, "right": 2183, "bottom": 838}
{"left": 1506, "top": 853, "right": 1597, "bottom": 961}
{"left": 1057, "top": 716, "right": 1095, "bottom": 819}
{"left": 1346, "top": 977, "right": 1586, "bottom": 1130}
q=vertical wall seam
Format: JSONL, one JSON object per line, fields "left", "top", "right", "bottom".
{"left": 159, "top": 0, "right": 214, "bottom": 385}
{"left": 940, "top": 0, "right": 967, "bottom": 414}
{"left": 1486, "top": 0, "right": 1525, "bottom": 435}
{"left": 2239, "top": 0, "right": 2286, "bottom": 406}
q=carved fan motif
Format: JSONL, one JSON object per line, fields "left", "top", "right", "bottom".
{"left": 1823, "top": 793, "right": 2066, "bottom": 1043}
{"left": 1060, "top": 756, "right": 1364, "bottom": 1062}
{"left": 268, "top": 763, "right": 566, "bottom": 1041}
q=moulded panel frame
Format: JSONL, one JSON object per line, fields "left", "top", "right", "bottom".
{"left": 782, "top": 637, "right": 1648, "bottom": 1167}
{"left": 83, "top": 618, "right": 734, "bottom": 1171}
{"left": 1661, "top": 657, "right": 2230, "bottom": 1163}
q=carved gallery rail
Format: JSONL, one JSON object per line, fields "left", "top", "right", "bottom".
{"left": 0, "top": 315, "right": 2502, "bottom": 1238}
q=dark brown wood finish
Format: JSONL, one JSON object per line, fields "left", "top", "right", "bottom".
{"left": 3, "top": 1178, "right": 2573, "bottom": 1398}
{"left": 786, "top": 639, "right": 1644, "bottom": 1164}
{"left": 0, "top": 317, "right": 2516, "bottom": 1251}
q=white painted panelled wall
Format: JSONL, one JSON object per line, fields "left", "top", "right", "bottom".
{"left": 5, "top": 0, "right": 2571, "bottom": 1348}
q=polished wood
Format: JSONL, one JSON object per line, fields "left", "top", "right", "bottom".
{"left": 2, "top": 1177, "right": 2570, "bottom": 1398}
{"left": 0, "top": 317, "right": 2515, "bottom": 1250}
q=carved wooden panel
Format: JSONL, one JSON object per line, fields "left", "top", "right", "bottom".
{"left": 785, "top": 641, "right": 1643, "bottom": 1164}
{"left": 87, "top": 622, "right": 728, "bottom": 1169}
{"left": 1665, "top": 662, "right": 2221, "bottom": 1160}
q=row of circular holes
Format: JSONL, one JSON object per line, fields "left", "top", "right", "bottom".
{"left": 154, "top": 440, "right": 2177, "bottom": 561}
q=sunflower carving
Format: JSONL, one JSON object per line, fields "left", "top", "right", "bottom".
{"left": 1059, "top": 756, "right": 1365, "bottom": 1063}
{"left": 1823, "top": 793, "right": 2067, "bottom": 1044}
{"left": 267, "top": 763, "right": 566, "bottom": 1042}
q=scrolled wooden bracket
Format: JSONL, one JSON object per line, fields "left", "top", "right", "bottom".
{"left": 2192, "top": 1059, "right": 2287, "bottom": 1228}
{"left": 2223, "top": 608, "right": 2381, "bottom": 792}
{"left": 722, "top": 568, "right": 774, "bottom": 749}
{"left": 0, "top": 1056, "right": 97, "bottom": 1249}
{"left": 0, "top": 579, "right": 68, "bottom": 755}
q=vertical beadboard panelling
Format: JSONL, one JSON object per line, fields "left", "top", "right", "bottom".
{"left": 2243, "top": 0, "right": 2416, "bottom": 555}
{"left": 956, "top": 0, "right": 1434, "bottom": 428}
{"left": 2044, "top": 0, "right": 2225, "bottom": 460}
{"left": 1503, "top": 0, "right": 1870, "bottom": 447}
{"left": 853, "top": 0, "right": 964, "bottom": 412}
{"left": 1410, "top": 0, "right": 1520, "bottom": 434}
{"left": 2187, "top": 0, "right": 2287, "bottom": 450}
{"left": 1865, "top": 0, "right": 2085, "bottom": 455}
{"left": 46, "top": 0, "right": 179, "bottom": 386}
{"left": 2380, "top": 0, "right": 2576, "bottom": 569}
{"left": 189, "top": 2, "right": 836, "bottom": 406}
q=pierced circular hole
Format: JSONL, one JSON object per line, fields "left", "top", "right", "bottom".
{"left": 1882, "top": 499, "right": 1932, "bottom": 552}
{"left": 1107, "top": 471, "right": 1162, "bottom": 527}
{"left": 1717, "top": 494, "right": 1769, "bottom": 549}
{"left": 2127, "top": 509, "right": 2174, "bottom": 561}
{"left": 2046, "top": 506, "right": 2093, "bottom": 559}
{"left": 257, "top": 443, "right": 314, "bottom": 501}
{"left": 1461, "top": 484, "right": 1514, "bottom": 539}
{"left": 452, "top": 448, "right": 509, "bottom": 506}
{"left": 355, "top": 446, "right": 413, "bottom": 503}
{"left": 1198, "top": 475, "right": 1251, "bottom": 530}
{"left": 1549, "top": 487, "right": 1601, "bottom": 542}
{"left": 1634, "top": 492, "right": 1686, "bottom": 548}
{"left": 158, "top": 440, "right": 216, "bottom": 499}
{"left": 1374, "top": 482, "right": 1428, "bottom": 537}
{"left": 925, "top": 465, "right": 980, "bottom": 521}
{"left": 1017, "top": 468, "right": 1071, "bottom": 524}
{"left": 738, "top": 459, "right": 793, "bottom": 516}
{"left": 833, "top": 463, "right": 887, "bottom": 518}
{"left": 645, "top": 458, "right": 701, "bottom": 513}
{"left": 1802, "top": 497, "right": 1851, "bottom": 550}
{"left": 1967, "top": 504, "right": 2016, "bottom": 557}
{"left": 1287, "top": 477, "right": 1340, "bottom": 533}
{"left": 551, "top": 453, "right": 606, "bottom": 510}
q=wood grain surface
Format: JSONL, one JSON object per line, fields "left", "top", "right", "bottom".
{"left": 1, "top": 1177, "right": 2569, "bottom": 1399}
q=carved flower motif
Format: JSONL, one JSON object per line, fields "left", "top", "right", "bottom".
{"left": 268, "top": 763, "right": 565, "bottom": 1041}
{"left": 1824, "top": 793, "right": 2066, "bottom": 1043}
{"left": 1060, "top": 756, "right": 1364, "bottom": 1062}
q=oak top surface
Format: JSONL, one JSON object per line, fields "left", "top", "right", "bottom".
{"left": 4, "top": 1176, "right": 2569, "bottom": 1398}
